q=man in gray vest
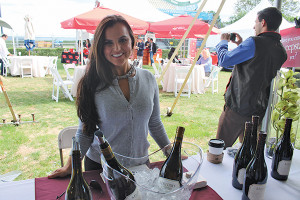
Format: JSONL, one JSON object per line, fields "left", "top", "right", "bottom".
{"left": 215, "top": 7, "right": 287, "bottom": 148}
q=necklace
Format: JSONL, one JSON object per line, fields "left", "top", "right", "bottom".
{"left": 115, "top": 65, "right": 135, "bottom": 80}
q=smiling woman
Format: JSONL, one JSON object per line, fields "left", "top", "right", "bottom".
{"left": 48, "top": 15, "right": 172, "bottom": 179}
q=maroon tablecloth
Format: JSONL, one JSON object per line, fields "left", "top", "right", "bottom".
{"left": 36, "top": 169, "right": 222, "bottom": 200}
{"left": 35, "top": 170, "right": 108, "bottom": 200}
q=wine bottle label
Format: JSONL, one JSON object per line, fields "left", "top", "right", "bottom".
{"left": 157, "top": 177, "right": 180, "bottom": 192}
{"left": 237, "top": 168, "right": 246, "bottom": 184}
{"left": 101, "top": 147, "right": 114, "bottom": 160}
{"left": 125, "top": 187, "right": 142, "bottom": 200}
{"left": 248, "top": 183, "right": 266, "bottom": 200}
{"left": 277, "top": 160, "right": 292, "bottom": 176}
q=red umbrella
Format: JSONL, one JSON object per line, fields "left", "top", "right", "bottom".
{"left": 61, "top": 6, "right": 149, "bottom": 35}
{"left": 148, "top": 15, "right": 220, "bottom": 38}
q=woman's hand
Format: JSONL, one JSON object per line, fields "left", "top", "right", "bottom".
{"left": 162, "top": 143, "right": 188, "bottom": 160}
{"left": 48, "top": 156, "right": 72, "bottom": 179}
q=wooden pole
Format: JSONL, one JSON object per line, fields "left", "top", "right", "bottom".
{"left": 167, "top": 0, "right": 226, "bottom": 116}
{"left": 0, "top": 76, "right": 18, "bottom": 122}
{"left": 157, "top": 0, "right": 208, "bottom": 84}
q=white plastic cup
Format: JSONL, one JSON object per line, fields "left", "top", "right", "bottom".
{"left": 208, "top": 139, "right": 225, "bottom": 155}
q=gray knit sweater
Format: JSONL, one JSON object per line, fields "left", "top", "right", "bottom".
{"left": 75, "top": 67, "right": 170, "bottom": 165}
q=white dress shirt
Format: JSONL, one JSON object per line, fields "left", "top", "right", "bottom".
{"left": 0, "top": 37, "right": 10, "bottom": 58}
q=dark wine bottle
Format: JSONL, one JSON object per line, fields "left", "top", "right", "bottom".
{"left": 242, "top": 131, "right": 268, "bottom": 200}
{"left": 94, "top": 130, "right": 141, "bottom": 200}
{"left": 65, "top": 137, "right": 92, "bottom": 200}
{"left": 271, "top": 118, "right": 294, "bottom": 181}
{"left": 232, "top": 122, "right": 254, "bottom": 190}
{"left": 250, "top": 115, "right": 259, "bottom": 152}
{"left": 158, "top": 126, "right": 185, "bottom": 192}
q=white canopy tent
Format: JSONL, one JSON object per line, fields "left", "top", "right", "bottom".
{"left": 0, "top": 18, "right": 16, "bottom": 55}
{"left": 206, "top": 0, "right": 293, "bottom": 49}
{"left": 100, "top": 0, "right": 173, "bottom": 22}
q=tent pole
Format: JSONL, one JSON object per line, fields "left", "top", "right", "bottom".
{"left": 157, "top": 0, "right": 208, "bottom": 84}
{"left": 167, "top": 0, "right": 226, "bottom": 116}
{"left": 0, "top": 76, "right": 18, "bottom": 122}
{"left": 12, "top": 31, "right": 16, "bottom": 55}
{"left": 81, "top": 30, "right": 83, "bottom": 66}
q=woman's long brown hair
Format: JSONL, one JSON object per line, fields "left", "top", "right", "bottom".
{"left": 76, "top": 15, "right": 135, "bottom": 135}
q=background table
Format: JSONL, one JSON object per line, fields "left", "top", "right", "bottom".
{"left": 162, "top": 63, "right": 206, "bottom": 94}
{"left": 71, "top": 65, "right": 86, "bottom": 97}
{"left": 8, "top": 56, "right": 50, "bottom": 77}
{"left": 61, "top": 51, "right": 88, "bottom": 64}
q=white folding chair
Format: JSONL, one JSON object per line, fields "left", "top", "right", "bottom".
{"left": 50, "top": 67, "right": 74, "bottom": 102}
{"left": 20, "top": 57, "right": 33, "bottom": 78}
{"left": 174, "top": 67, "right": 192, "bottom": 98}
{"left": 58, "top": 126, "right": 78, "bottom": 167}
{"left": 1, "top": 56, "right": 12, "bottom": 77}
{"left": 45, "top": 56, "right": 58, "bottom": 75}
{"left": 204, "top": 65, "right": 222, "bottom": 94}
{"left": 155, "top": 54, "right": 163, "bottom": 73}
{"left": 152, "top": 63, "right": 160, "bottom": 78}
{"left": 63, "top": 63, "right": 75, "bottom": 81}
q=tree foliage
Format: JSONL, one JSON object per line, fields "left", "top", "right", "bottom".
{"left": 227, "top": 0, "right": 300, "bottom": 24}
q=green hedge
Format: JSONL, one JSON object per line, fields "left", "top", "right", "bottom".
{"left": 8, "top": 48, "right": 64, "bottom": 57}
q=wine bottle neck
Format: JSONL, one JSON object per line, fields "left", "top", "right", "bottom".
{"left": 242, "top": 122, "right": 253, "bottom": 148}
{"left": 283, "top": 126, "right": 291, "bottom": 144}
{"left": 283, "top": 118, "right": 292, "bottom": 143}
{"left": 255, "top": 133, "right": 266, "bottom": 159}
{"left": 72, "top": 150, "right": 83, "bottom": 174}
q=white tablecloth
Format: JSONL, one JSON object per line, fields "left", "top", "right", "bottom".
{"left": 162, "top": 63, "right": 205, "bottom": 94}
{"left": 183, "top": 149, "right": 300, "bottom": 200}
{"left": 71, "top": 65, "right": 86, "bottom": 97}
{"left": 0, "top": 179, "right": 34, "bottom": 200}
{"left": 8, "top": 56, "right": 50, "bottom": 77}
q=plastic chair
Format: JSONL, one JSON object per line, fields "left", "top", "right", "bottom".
{"left": 20, "top": 57, "right": 33, "bottom": 78}
{"left": 58, "top": 126, "right": 78, "bottom": 167}
{"left": 174, "top": 67, "right": 192, "bottom": 98}
{"left": 50, "top": 67, "right": 74, "bottom": 102}
{"left": 204, "top": 65, "right": 222, "bottom": 94}
{"left": 63, "top": 63, "right": 75, "bottom": 81}
{"left": 45, "top": 56, "right": 58, "bottom": 75}
{"left": 1, "top": 56, "right": 11, "bottom": 76}
{"left": 155, "top": 54, "right": 163, "bottom": 73}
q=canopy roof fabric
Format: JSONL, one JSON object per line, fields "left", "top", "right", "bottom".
{"left": 221, "top": 0, "right": 292, "bottom": 36}
{"left": 148, "top": 15, "right": 220, "bottom": 38}
{"left": 0, "top": 18, "right": 13, "bottom": 30}
{"left": 60, "top": 6, "right": 149, "bottom": 35}
{"left": 100, "top": 0, "right": 173, "bottom": 22}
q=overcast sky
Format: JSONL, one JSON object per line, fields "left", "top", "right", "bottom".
{"left": 1, "top": 0, "right": 237, "bottom": 37}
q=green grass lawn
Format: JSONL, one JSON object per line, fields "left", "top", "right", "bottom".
{"left": 0, "top": 61, "right": 298, "bottom": 180}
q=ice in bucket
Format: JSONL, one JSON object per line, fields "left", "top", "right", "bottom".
{"left": 101, "top": 141, "right": 203, "bottom": 200}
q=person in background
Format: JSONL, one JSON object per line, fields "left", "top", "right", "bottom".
{"left": 48, "top": 15, "right": 171, "bottom": 178}
{"left": 145, "top": 37, "right": 150, "bottom": 49}
{"left": 0, "top": 34, "right": 12, "bottom": 76}
{"left": 135, "top": 38, "right": 144, "bottom": 68}
{"left": 86, "top": 39, "right": 91, "bottom": 50}
{"left": 168, "top": 47, "right": 181, "bottom": 63}
{"left": 149, "top": 38, "right": 157, "bottom": 66}
{"left": 196, "top": 48, "right": 212, "bottom": 77}
{"left": 215, "top": 7, "right": 287, "bottom": 148}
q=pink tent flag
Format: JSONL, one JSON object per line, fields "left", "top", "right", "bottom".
{"left": 61, "top": 6, "right": 149, "bottom": 35}
{"left": 148, "top": 15, "right": 220, "bottom": 38}
{"left": 280, "top": 27, "right": 300, "bottom": 68}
